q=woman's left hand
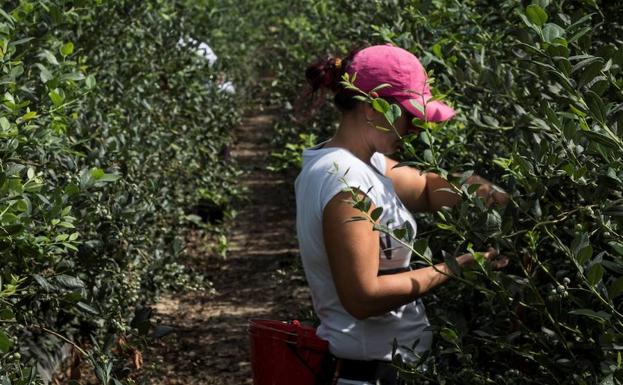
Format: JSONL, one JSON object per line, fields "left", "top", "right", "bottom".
{"left": 458, "top": 247, "right": 510, "bottom": 270}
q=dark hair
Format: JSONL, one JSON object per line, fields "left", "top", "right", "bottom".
{"left": 296, "top": 46, "right": 366, "bottom": 119}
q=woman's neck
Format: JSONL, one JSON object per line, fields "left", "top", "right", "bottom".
{"left": 324, "top": 117, "right": 374, "bottom": 165}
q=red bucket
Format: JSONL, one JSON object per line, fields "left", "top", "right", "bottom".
{"left": 248, "top": 319, "right": 334, "bottom": 385}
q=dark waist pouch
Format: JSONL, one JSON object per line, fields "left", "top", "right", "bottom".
{"left": 338, "top": 358, "right": 401, "bottom": 384}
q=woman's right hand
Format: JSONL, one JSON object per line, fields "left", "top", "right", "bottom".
{"left": 458, "top": 247, "right": 509, "bottom": 270}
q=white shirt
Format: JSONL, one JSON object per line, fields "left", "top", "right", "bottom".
{"left": 295, "top": 143, "right": 432, "bottom": 361}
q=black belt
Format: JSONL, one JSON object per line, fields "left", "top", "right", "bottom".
{"left": 378, "top": 266, "right": 411, "bottom": 276}
{"left": 338, "top": 358, "right": 400, "bottom": 384}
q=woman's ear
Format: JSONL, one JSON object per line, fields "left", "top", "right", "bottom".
{"left": 362, "top": 101, "right": 376, "bottom": 120}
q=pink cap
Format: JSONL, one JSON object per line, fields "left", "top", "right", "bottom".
{"left": 347, "top": 45, "right": 456, "bottom": 122}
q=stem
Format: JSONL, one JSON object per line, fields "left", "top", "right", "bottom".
{"left": 514, "top": 241, "right": 577, "bottom": 359}
{"left": 543, "top": 226, "right": 623, "bottom": 325}
{"left": 35, "top": 325, "right": 89, "bottom": 357}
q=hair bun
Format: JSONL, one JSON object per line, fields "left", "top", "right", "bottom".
{"left": 305, "top": 56, "right": 344, "bottom": 93}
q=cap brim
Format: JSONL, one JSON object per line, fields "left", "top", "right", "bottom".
{"left": 397, "top": 96, "right": 456, "bottom": 123}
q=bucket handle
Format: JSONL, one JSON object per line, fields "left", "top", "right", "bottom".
{"left": 287, "top": 321, "right": 336, "bottom": 385}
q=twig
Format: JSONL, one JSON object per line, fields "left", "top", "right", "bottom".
{"left": 36, "top": 325, "right": 89, "bottom": 357}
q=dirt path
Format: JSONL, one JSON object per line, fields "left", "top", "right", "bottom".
{"left": 144, "top": 108, "right": 311, "bottom": 384}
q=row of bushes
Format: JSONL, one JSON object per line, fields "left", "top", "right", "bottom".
{"left": 407, "top": 1, "right": 622, "bottom": 383}
{"left": 1, "top": 1, "right": 241, "bottom": 383}
{"left": 201, "top": 0, "right": 622, "bottom": 383}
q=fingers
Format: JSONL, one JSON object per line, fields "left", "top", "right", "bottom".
{"left": 459, "top": 248, "right": 509, "bottom": 270}
{"left": 481, "top": 248, "right": 510, "bottom": 270}
{"left": 490, "top": 255, "right": 510, "bottom": 270}
{"left": 483, "top": 247, "right": 498, "bottom": 261}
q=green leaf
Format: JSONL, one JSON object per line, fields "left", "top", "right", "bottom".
{"left": 63, "top": 291, "right": 82, "bottom": 302}
{"left": 608, "top": 277, "right": 623, "bottom": 299}
{"left": 584, "top": 91, "right": 606, "bottom": 124}
{"left": 393, "top": 228, "right": 407, "bottom": 239}
{"left": 572, "top": 233, "right": 591, "bottom": 263}
{"left": 60, "top": 72, "right": 85, "bottom": 81}
{"left": 440, "top": 327, "right": 459, "bottom": 343}
{"left": 568, "top": 308, "right": 611, "bottom": 323}
{"left": 54, "top": 274, "right": 85, "bottom": 289}
{"left": 86, "top": 75, "right": 96, "bottom": 89}
{"left": 371, "top": 83, "right": 391, "bottom": 92}
{"left": 467, "top": 184, "right": 480, "bottom": 195}
{"left": 98, "top": 173, "right": 121, "bottom": 183}
{"left": 0, "top": 9, "right": 14, "bottom": 26}
{"left": 33, "top": 274, "right": 54, "bottom": 292}
{"left": 542, "top": 23, "right": 565, "bottom": 42}
{"left": 409, "top": 99, "right": 425, "bottom": 115}
{"left": 353, "top": 197, "right": 372, "bottom": 212}
{"left": 48, "top": 89, "right": 65, "bottom": 106}
{"left": 362, "top": 197, "right": 371, "bottom": 212}
{"left": 370, "top": 207, "right": 383, "bottom": 222}
{"left": 586, "top": 263, "right": 604, "bottom": 286}
{"left": 55, "top": 234, "right": 69, "bottom": 242}
{"left": 76, "top": 301, "right": 99, "bottom": 315}
{"left": 60, "top": 42, "right": 74, "bottom": 57}
{"left": 436, "top": 223, "right": 455, "bottom": 231}
{"left": 579, "top": 60, "right": 604, "bottom": 89}
{"left": 423, "top": 149, "right": 434, "bottom": 163}
{"left": 412, "top": 239, "right": 432, "bottom": 262}
{"left": 577, "top": 245, "right": 593, "bottom": 265}
{"left": 0, "top": 330, "right": 11, "bottom": 353}
{"left": 404, "top": 222, "right": 414, "bottom": 241}
{"left": 9, "top": 37, "right": 33, "bottom": 47}
{"left": 582, "top": 131, "right": 618, "bottom": 149}
{"left": 35, "top": 63, "right": 54, "bottom": 83}
{"left": 609, "top": 242, "right": 623, "bottom": 256}
{"left": 473, "top": 250, "right": 485, "bottom": 265}
{"left": 526, "top": 5, "right": 548, "bottom": 27}
{"left": 15, "top": 199, "right": 28, "bottom": 212}
{"left": 384, "top": 104, "right": 402, "bottom": 125}
{"left": 0, "top": 308, "right": 13, "bottom": 320}
{"left": 7, "top": 178, "right": 23, "bottom": 195}
{"left": 568, "top": 27, "right": 592, "bottom": 43}
{"left": 10, "top": 65, "right": 23, "bottom": 79}
{"left": 20, "top": 111, "right": 37, "bottom": 121}
{"left": 42, "top": 50, "right": 59, "bottom": 66}
{"left": 62, "top": 242, "right": 78, "bottom": 251}
{"left": 372, "top": 98, "right": 391, "bottom": 113}
{"left": 571, "top": 57, "right": 599, "bottom": 73}
{"left": 419, "top": 131, "right": 432, "bottom": 146}
{"left": 431, "top": 43, "right": 443, "bottom": 58}
{"left": 0, "top": 117, "right": 10, "bottom": 130}
{"left": 533, "top": 0, "right": 550, "bottom": 8}
{"left": 90, "top": 168, "right": 104, "bottom": 180}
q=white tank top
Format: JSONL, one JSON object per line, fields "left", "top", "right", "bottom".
{"left": 295, "top": 143, "right": 432, "bottom": 361}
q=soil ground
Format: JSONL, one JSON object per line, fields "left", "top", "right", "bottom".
{"left": 143, "top": 108, "right": 313, "bottom": 384}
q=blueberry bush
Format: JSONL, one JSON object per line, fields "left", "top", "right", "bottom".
{"left": 0, "top": 1, "right": 241, "bottom": 383}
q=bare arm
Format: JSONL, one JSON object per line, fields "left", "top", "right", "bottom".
{"left": 323, "top": 190, "right": 482, "bottom": 320}
{"left": 384, "top": 156, "right": 509, "bottom": 212}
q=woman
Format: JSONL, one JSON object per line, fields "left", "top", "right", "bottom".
{"left": 294, "top": 45, "right": 508, "bottom": 385}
